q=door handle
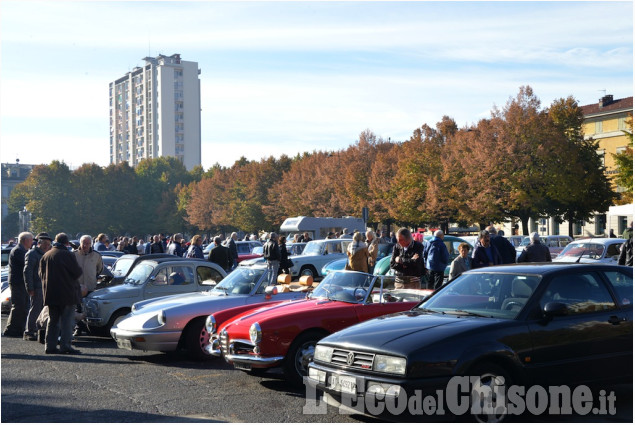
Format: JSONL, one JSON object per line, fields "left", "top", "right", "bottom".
{"left": 608, "top": 316, "right": 625, "bottom": 325}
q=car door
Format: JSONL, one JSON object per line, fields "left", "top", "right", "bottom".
{"left": 599, "top": 268, "right": 633, "bottom": 375}
{"left": 144, "top": 264, "right": 197, "bottom": 299}
{"left": 526, "top": 270, "right": 627, "bottom": 385}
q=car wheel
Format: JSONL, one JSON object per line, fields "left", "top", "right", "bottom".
{"left": 185, "top": 317, "right": 212, "bottom": 361}
{"left": 106, "top": 309, "right": 130, "bottom": 337}
{"left": 283, "top": 331, "right": 326, "bottom": 386}
{"left": 299, "top": 266, "right": 317, "bottom": 279}
{"left": 467, "top": 362, "right": 512, "bottom": 423}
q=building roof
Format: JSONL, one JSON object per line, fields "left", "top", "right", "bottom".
{"left": 581, "top": 95, "right": 633, "bottom": 117}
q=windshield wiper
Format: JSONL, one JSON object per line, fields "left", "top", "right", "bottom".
{"left": 443, "top": 309, "right": 490, "bottom": 318}
{"left": 413, "top": 307, "right": 442, "bottom": 314}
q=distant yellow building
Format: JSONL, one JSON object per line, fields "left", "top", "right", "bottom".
{"left": 580, "top": 94, "right": 633, "bottom": 194}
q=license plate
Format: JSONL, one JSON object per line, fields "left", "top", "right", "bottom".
{"left": 116, "top": 338, "right": 132, "bottom": 350}
{"left": 233, "top": 361, "right": 252, "bottom": 371}
{"left": 329, "top": 374, "right": 357, "bottom": 395}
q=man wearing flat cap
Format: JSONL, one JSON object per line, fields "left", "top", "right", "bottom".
{"left": 23, "top": 232, "right": 53, "bottom": 340}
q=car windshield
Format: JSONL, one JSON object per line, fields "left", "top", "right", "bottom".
{"left": 112, "top": 258, "right": 136, "bottom": 277}
{"left": 309, "top": 271, "right": 375, "bottom": 304}
{"left": 212, "top": 267, "right": 265, "bottom": 295}
{"left": 418, "top": 272, "right": 542, "bottom": 319}
{"left": 123, "top": 263, "right": 154, "bottom": 285}
{"left": 302, "top": 241, "right": 323, "bottom": 256}
{"left": 557, "top": 243, "right": 605, "bottom": 260}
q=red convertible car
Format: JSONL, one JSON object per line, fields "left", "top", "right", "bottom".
{"left": 206, "top": 270, "right": 432, "bottom": 384}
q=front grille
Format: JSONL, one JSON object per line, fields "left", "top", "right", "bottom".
{"left": 219, "top": 330, "right": 228, "bottom": 356}
{"left": 331, "top": 348, "right": 374, "bottom": 370}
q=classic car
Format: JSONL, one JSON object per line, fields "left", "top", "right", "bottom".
{"left": 208, "top": 270, "right": 432, "bottom": 384}
{"left": 288, "top": 239, "right": 350, "bottom": 279}
{"left": 85, "top": 257, "right": 226, "bottom": 333}
{"left": 239, "top": 242, "right": 307, "bottom": 267}
{"left": 96, "top": 253, "right": 176, "bottom": 289}
{"left": 110, "top": 264, "right": 309, "bottom": 359}
{"left": 1, "top": 283, "right": 10, "bottom": 314}
{"left": 552, "top": 238, "right": 626, "bottom": 264}
{"left": 307, "top": 264, "right": 632, "bottom": 421}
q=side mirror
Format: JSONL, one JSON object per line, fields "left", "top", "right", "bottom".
{"left": 264, "top": 285, "right": 278, "bottom": 299}
{"left": 543, "top": 302, "right": 568, "bottom": 319}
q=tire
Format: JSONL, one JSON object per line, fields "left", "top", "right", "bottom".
{"left": 467, "top": 361, "right": 512, "bottom": 423}
{"left": 185, "top": 317, "right": 212, "bottom": 361}
{"left": 299, "top": 265, "right": 317, "bottom": 279}
{"left": 106, "top": 309, "right": 130, "bottom": 338}
{"left": 283, "top": 331, "right": 325, "bottom": 386}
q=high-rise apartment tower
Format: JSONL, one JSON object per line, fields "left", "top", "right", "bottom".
{"left": 109, "top": 53, "right": 201, "bottom": 170}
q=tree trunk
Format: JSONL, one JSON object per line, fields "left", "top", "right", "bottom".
{"left": 520, "top": 216, "right": 530, "bottom": 236}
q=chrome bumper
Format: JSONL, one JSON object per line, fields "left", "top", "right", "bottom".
{"left": 225, "top": 353, "right": 285, "bottom": 367}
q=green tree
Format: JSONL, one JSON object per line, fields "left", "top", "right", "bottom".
{"left": 11, "top": 161, "right": 76, "bottom": 235}
{"left": 548, "top": 96, "right": 617, "bottom": 236}
{"left": 612, "top": 115, "right": 633, "bottom": 204}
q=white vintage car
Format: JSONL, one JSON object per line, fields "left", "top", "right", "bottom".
{"left": 288, "top": 239, "right": 350, "bottom": 279}
{"left": 552, "top": 238, "right": 626, "bottom": 264}
{"left": 110, "top": 264, "right": 309, "bottom": 359}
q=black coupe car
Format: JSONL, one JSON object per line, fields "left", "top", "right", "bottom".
{"left": 307, "top": 264, "right": 632, "bottom": 421}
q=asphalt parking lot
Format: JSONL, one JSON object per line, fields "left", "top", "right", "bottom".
{"left": 1, "top": 314, "right": 632, "bottom": 423}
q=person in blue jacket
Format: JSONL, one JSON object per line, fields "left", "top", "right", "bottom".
{"left": 423, "top": 230, "right": 449, "bottom": 290}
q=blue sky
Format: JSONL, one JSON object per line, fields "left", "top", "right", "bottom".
{"left": 0, "top": 1, "right": 632, "bottom": 169}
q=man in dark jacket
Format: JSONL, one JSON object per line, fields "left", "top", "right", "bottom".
{"left": 262, "top": 233, "right": 281, "bottom": 287}
{"left": 3, "top": 232, "right": 34, "bottom": 337}
{"left": 228, "top": 233, "right": 239, "bottom": 270}
{"left": 517, "top": 232, "right": 552, "bottom": 263}
{"left": 487, "top": 226, "right": 516, "bottom": 264}
{"left": 40, "top": 233, "right": 83, "bottom": 354}
{"left": 167, "top": 233, "right": 184, "bottom": 257}
{"left": 472, "top": 230, "right": 503, "bottom": 269}
{"left": 390, "top": 228, "right": 425, "bottom": 289}
{"left": 618, "top": 237, "right": 633, "bottom": 266}
{"left": 208, "top": 237, "right": 232, "bottom": 272}
{"left": 23, "top": 232, "right": 53, "bottom": 340}
{"left": 150, "top": 235, "right": 165, "bottom": 254}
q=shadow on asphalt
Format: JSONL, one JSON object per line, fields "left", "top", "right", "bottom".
{"left": 1, "top": 401, "right": 225, "bottom": 423}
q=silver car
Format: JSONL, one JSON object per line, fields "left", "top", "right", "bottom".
{"left": 110, "top": 264, "right": 308, "bottom": 360}
{"left": 553, "top": 238, "right": 626, "bottom": 264}
{"left": 85, "top": 257, "right": 226, "bottom": 333}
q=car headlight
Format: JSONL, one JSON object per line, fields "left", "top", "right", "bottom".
{"left": 249, "top": 322, "right": 261, "bottom": 344}
{"left": 205, "top": 315, "right": 216, "bottom": 334}
{"left": 157, "top": 310, "right": 166, "bottom": 326}
{"left": 313, "top": 345, "right": 334, "bottom": 363}
{"left": 373, "top": 355, "right": 406, "bottom": 375}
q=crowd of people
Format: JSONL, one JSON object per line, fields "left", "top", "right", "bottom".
{"left": 3, "top": 232, "right": 101, "bottom": 355}
{"left": 3, "top": 222, "right": 632, "bottom": 354}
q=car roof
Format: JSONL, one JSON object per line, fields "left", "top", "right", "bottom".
{"left": 464, "top": 263, "right": 627, "bottom": 275}
{"left": 568, "top": 238, "right": 626, "bottom": 244}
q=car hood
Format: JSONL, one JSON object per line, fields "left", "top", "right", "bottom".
{"left": 320, "top": 310, "right": 499, "bottom": 355}
{"left": 131, "top": 290, "right": 243, "bottom": 314}
{"left": 88, "top": 284, "right": 141, "bottom": 300}
{"left": 224, "top": 298, "right": 352, "bottom": 329}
